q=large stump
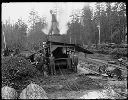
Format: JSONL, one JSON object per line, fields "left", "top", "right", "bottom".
{"left": 19, "top": 83, "right": 48, "bottom": 99}
{"left": 2, "top": 86, "right": 18, "bottom": 99}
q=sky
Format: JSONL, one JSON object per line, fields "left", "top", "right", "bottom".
{"left": 2, "top": 2, "right": 96, "bottom": 34}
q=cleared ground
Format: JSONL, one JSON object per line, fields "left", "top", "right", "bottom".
{"left": 2, "top": 53, "right": 127, "bottom": 99}
{"left": 29, "top": 53, "right": 127, "bottom": 99}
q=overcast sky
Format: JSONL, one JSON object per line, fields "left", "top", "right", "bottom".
{"left": 2, "top": 2, "right": 96, "bottom": 34}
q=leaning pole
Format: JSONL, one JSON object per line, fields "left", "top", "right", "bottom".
{"left": 3, "top": 31, "right": 6, "bottom": 49}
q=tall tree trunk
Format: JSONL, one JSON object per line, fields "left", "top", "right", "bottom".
{"left": 3, "top": 32, "right": 6, "bottom": 49}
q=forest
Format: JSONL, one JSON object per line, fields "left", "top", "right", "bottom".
{"left": 2, "top": 2, "right": 127, "bottom": 52}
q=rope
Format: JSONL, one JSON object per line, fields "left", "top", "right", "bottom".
{"left": 58, "top": 64, "right": 79, "bottom": 91}
{"left": 68, "top": 60, "right": 79, "bottom": 91}
{"left": 70, "top": 60, "right": 80, "bottom": 91}
{"left": 70, "top": 77, "right": 79, "bottom": 91}
{"left": 58, "top": 64, "right": 72, "bottom": 91}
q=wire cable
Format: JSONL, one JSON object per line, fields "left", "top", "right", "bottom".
{"left": 58, "top": 64, "right": 79, "bottom": 91}
{"left": 58, "top": 64, "right": 73, "bottom": 91}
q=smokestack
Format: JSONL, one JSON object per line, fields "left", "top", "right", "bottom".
{"left": 48, "top": 9, "right": 62, "bottom": 42}
{"left": 48, "top": 9, "right": 60, "bottom": 35}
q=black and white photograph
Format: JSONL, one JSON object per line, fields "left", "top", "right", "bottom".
{"left": 2, "top": 2, "right": 127, "bottom": 99}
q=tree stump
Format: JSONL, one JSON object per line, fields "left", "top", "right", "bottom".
{"left": 19, "top": 83, "right": 48, "bottom": 99}
{"left": 2, "top": 86, "right": 18, "bottom": 99}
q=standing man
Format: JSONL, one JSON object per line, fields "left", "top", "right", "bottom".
{"left": 69, "top": 51, "right": 73, "bottom": 69}
{"left": 72, "top": 52, "right": 78, "bottom": 72}
{"left": 35, "top": 53, "right": 45, "bottom": 75}
{"left": 3, "top": 47, "right": 10, "bottom": 57}
{"left": 49, "top": 53, "right": 56, "bottom": 75}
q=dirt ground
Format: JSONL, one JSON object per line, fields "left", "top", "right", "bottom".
{"left": 32, "top": 72, "right": 104, "bottom": 99}
{"left": 24, "top": 53, "right": 126, "bottom": 99}
{"left": 31, "top": 67, "right": 127, "bottom": 99}
{"left": 7, "top": 53, "right": 127, "bottom": 99}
